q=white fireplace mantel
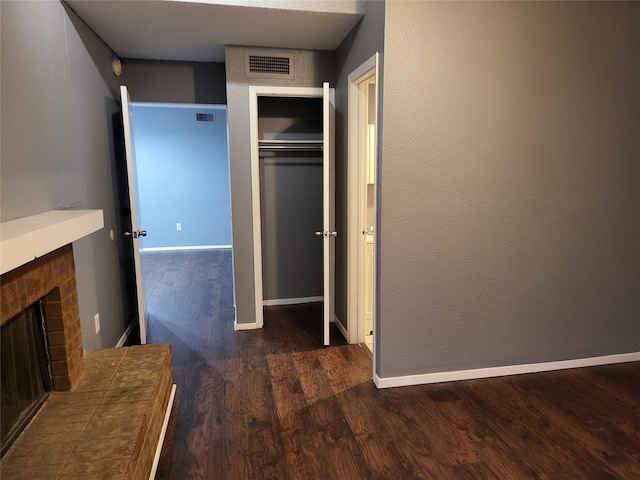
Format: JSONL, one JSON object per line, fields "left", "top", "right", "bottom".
{"left": 0, "top": 210, "right": 104, "bottom": 275}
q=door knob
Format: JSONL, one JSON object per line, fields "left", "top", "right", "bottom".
{"left": 124, "top": 230, "right": 147, "bottom": 239}
{"left": 316, "top": 231, "right": 337, "bottom": 238}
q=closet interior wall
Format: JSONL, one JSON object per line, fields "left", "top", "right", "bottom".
{"left": 258, "top": 96, "right": 324, "bottom": 302}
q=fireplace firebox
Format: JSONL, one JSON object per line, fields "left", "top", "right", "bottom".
{"left": 0, "top": 302, "right": 53, "bottom": 456}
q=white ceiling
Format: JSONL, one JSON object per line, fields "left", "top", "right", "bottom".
{"left": 65, "top": 0, "right": 364, "bottom": 63}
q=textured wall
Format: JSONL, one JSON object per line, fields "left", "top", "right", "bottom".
{"left": 121, "top": 60, "right": 227, "bottom": 104}
{"left": 1, "top": 1, "right": 127, "bottom": 349}
{"left": 379, "top": 1, "right": 640, "bottom": 377}
{"left": 334, "top": 0, "right": 385, "bottom": 337}
{"left": 225, "top": 46, "right": 334, "bottom": 324}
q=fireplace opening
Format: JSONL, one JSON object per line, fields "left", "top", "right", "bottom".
{"left": 1, "top": 301, "right": 53, "bottom": 456}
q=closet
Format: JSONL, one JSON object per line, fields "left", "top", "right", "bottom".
{"left": 249, "top": 84, "right": 335, "bottom": 345}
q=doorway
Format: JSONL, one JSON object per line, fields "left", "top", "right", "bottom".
{"left": 116, "top": 99, "right": 233, "bottom": 344}
{"left": 347, "top": 54, "right": 379, "bottom": 365}
{"left": 248, "top": 84, "right": 337, "bottom": 346}
{"left": 131, "top": 103, "right": 233, "bottom": 341}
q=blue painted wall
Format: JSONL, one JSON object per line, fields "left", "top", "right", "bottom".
{"left": 131, "top": 105, "right": 232, "bottom": 249}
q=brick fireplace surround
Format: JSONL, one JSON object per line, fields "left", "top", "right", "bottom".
{"left": 1, "top": 243, "right": 175, "bottom": 479}
{"left": 1, "top": 244, "right": 83, "bottom": 391}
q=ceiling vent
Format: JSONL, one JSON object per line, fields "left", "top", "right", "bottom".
{"left": 245, "top": 51, "right": 295, "bottom": 79}
{"left": 196, "top": 113, "right": 215, "bottom": 123}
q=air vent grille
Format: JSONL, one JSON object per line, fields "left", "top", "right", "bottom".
{"left": 248, "top": 55, "right": 290, "bottom": 75}
{"left": 196, "top": 113, "right": 215, "bottom": 123}
{"left": 245, "top": 51, "right": 294, "bottom": 79}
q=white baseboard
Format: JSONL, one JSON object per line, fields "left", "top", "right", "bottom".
{"left": 149, "top": 384, "right": 176, "bottom": 480}
{"left": 334, "top": 315, "right": 348, "bottom": 341}
{"left": 142, "top": 245, "right": 232, "bottom": 252}
{"left": 234, "top": 321, "right": 258, "bottom": 331}
{"left": 115, "top": 321, "right": 136, "bottom": 348}
{"left": 374, "top": 351, "right": 640, "bottom": 389}
{"left": 235, "top": 300, "right": 330, "bottom": 332}
{"left": 263, "top": 296, "right": 323, "bottom": 306}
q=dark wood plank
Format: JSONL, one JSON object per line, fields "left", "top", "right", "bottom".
{"left": 143, "top": 250, "right": 640, "bottom": 479}
{"left": 239, "top": 332, "right": 289, "bottom": 480}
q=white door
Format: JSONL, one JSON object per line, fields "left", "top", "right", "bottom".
{"left": 120, "top": 85, "right": 149, "bottom": 344}
{"left": 322, "top": 82, "right": 336, "bottom": 346}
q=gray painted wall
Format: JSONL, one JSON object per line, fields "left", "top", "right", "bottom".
{"left": 1, "top": 1, "right": 127, "bottom": 349}
{"left": 334, "top": 0, "right": 385, "bottom": 331}
{"left": 121, "top": 59, "right": 227, "bottom": 104}
{"left": 379, "top": 1, "right": 640, "bottom": 378}
{"left": 258, "top": 97, "right": 324, "bottom": 300}
{"left": 225, "top": 46, "right": 334, "bottom": 324}
{"left": 260, "top": 160, "right": 323, "bottom": 300}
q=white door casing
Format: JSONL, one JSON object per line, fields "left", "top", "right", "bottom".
{"left": 246, "top": 85, "right": 336, "bottom": 345}
{"left": 120, "top": 85, "right": 149, "bottom": 344}
{"left": 347, "top": 53, "right": 379, "bottom": 376}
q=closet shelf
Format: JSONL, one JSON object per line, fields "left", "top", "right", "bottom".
{"left": 258, "top": 139, "right": 323, "bottom": 152}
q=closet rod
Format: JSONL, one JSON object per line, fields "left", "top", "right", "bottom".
{"left": 258, "top": 139, "right": 323, "bottom": 152}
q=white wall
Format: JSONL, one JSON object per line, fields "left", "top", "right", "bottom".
{"left": 379, "top": 1, "right": 640, "bottom": 377}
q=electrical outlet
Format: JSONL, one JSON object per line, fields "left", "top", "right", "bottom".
{"left": 176, "top": 222, "right": 182, "bottom": 231}
{"left": 94, "top": 313, "right": 101, "bottom": 334}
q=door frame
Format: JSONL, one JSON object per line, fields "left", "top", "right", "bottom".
{"left": 248, "top": 85, "right": 328, "bottom": 330}
{"left": 347, "top": 53, "right": 379, "bottom": 365}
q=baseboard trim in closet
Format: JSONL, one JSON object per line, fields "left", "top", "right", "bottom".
{"left": 334, "top": 315, "right": 349, "bottom": 341}
{"left": 263, "top": 296, "right": 323, "bottom": 307}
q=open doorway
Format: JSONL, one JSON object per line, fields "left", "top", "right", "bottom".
{"left": 247, "top": 85, "right": 338, "bottom": 346}
{"left": 348, "top": 54, "right": 379, "bottom": 368}
{"left": 120, "top": 102, "right": 233, "bottom": 343}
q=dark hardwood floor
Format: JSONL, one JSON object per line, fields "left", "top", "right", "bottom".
{"left": 142, "top": 250, "right": 640, "bottom": 479}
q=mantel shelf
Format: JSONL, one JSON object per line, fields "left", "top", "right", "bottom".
{"left": 0, "top": 210, "right": 104, "bottom": 275}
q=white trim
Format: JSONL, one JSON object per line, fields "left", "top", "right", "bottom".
{"left": 250, "top": 86, "right": 324, "bottom": 98}
{"left": 0, "top": 210, "right": 104, "bottom": 275}
{"left": 347, "top": 53, "right": 380, "bottom": 386}
{"left": 131, "top": 102, "right": 227, "bottom": 110}
{"left": 347, "top": 54, "right": 378, "bottom": 344}
{"left": 234, "top": 320, "right": 258, "bottom": 331}
{"left": 149, "top": 384, "right": 177, "bottom": 480}
{"left": 141, "top": 245, "right": 232, "bottom": 252}
{"left": 334, "top": 315, "right": 349, "bottom": 342}
{"left": 249, "top": 86, "right": 264, "bottom": 329}
{"left": 263, "top": 296, "right": 323, "bottom": 306}
{"left": 115, "top": 321, "right": 136, "bottom": 348}
{"left": 249, "top": 85, "right": 325, "bottom": 331}
{"left": 374, "top": 352, "right": 640, "bottom": 389}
